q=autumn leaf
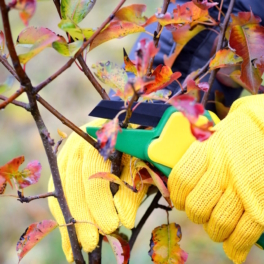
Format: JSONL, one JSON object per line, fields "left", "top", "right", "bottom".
{"left": 60, "top": 0, "right": 95, "bottom": 24}
{"left": 52, "top": 40, "right": 83, "bottom": 57}
{"left": 211, "top": 91, "right": 230, "bottom": 120}
{"left": 192, "top": 0, "right": 218, "bottom": 10}
{"left": 164, "top": 24, "right": 205, "bottom": 67}
{"left": 149, "top": 223, "right": 188, "bottom": 264}
{"left": 90, "top": 21, "right": 145, "bottom": 51}
{"left": 16, "top": 220, "right": 58, "bottom": 263}
{"left": 186, "top": 79, "right": 209, "bottom": 101}
{"left": 11, "top": 0, "right": 36, "bottom": 26}
{"left": 0, "top": 30, "right": 5, "bottom": 54}
{"left": 229, "top": 69, "right": 253, "bottom": 91}
{"left": 114, "top": 4, "right": 148, "bottom": 26}
{"left": 209, "top": 49, "right": 243, "bottom": 71}
{"left": 143, "top": 65, "right": 181, "bottom": 95}
{"left": 135, "top": 38, "right": 159, "bottom": 77}
{"left": 17, "top": 27, "right": 64, "bottom": 64}
{"left": 57, "top": 129, "right": 68, "bottom": 139}
{"left": 216, "top": 65, "right": 242, "bottom": 88}
{"left": 105, "top": 233, "right": 130, "bottom": 264}
{"left": 58, "top": 19, "right": 94, "bottom": 41}
{"left": 134, "top": 160, "right": 172, "bottom": 207}
{"left": 229, "top": 23, "right": 264, "bottom": 93}
{"left": 123, "top": 48, "right": 137, "bottom": 75}
{"left": 92, "top": 61, "right": 128, "bottom": 95}
{"left": 96, "top": 118, "right": 121, "bottom": 160}
{"left": 190, "top": 121, "right": 214, "bottom": 142}
{"left": 89, "top": 172, "right": 136, "bottom": 192}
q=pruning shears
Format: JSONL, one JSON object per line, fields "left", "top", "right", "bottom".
{"left": 86, "top": 100, "right": 264, "bottom": 249}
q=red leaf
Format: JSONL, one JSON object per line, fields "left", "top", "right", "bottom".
{"left": 149, "top": 223, "right": 188, "bottom": 264}
{"left": 16, "top": 220, "right": 58, "bottom": 263}
{"left": 123, "top": 48, "right": 137, "bottom": 75}
{"left": 12, "top": 0, "right": 36, "bottom": 26}
{"left": 168, "top": 94, "right": 204, "bottom": 123}
{"left": 229, "top": 23, "right": 264, "bottom": 93}
{"left": 105, "top": 233, "right": 130, "bottom": 264}
{"left": 192, "top": 0, "right": 218, "bottom": 10}
{"left": 96, "top": 118, "right": 121, "bottom": 160}
{"left": 143, "top": 65, "right": 181, "bottom": 95}
{"left": 0, "top": 156, "right": 25, "bottom": 188}
{"left": 135, "top": 38, "right": 159, "bottom": 76}
{"left": 16, "top": 160, "right": 42, "bottom": 189}
{"left": 190, "top": 121, "right": 214, "bottom": 141}
{"left": 114, "top": 4, "right": 148, "bottom": 26}
{"left": 186, "top": 79, "right": 209, "bottom": 101}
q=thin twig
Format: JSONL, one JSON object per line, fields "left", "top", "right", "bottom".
{"left": 129, "top": 192, "right": 161, "bottom": 250}
{"left": 77, "top": 56, "right": 110, "bottom": 100}
{"left": 147, "top": 0, "right": 170, "bottom": 75}
{"left": 54, "top": 139, "right": 63, "bottom": 154}
{"left": 33, "top": 0, "right": 126, "bottom": 94}
{"left": 18, "top": 191, "right": 56, "bottom": 203}
{"left": 36, "top": 94, "right": 97, "bottom": 148}
{"left": 201, "top": 0, "right": 235, "bottom": 106}
{"left": 0, "top": 55, "right": 20, "bottom": 81}
{"left": 0, "top": 87, "right": 24, "bottom": 109}
{"left": 0, "top": 94, "right": 29, "bottom": 110}
{"left": 88, "top": 235, "right": 103, "bottom": 264}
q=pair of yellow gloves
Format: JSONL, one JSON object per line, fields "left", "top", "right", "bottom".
{"left": 48, "top": 95, "right": 264, "bottom": 263}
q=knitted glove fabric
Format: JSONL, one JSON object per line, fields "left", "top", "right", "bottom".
{"left": 48, "top": 119, "right": 149, "bottom": 262}
{"left": 168, "top": 94, "right": 264, "bottom": 264}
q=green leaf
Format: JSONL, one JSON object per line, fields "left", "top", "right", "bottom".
{"left": 58, "top": 19, "right": 94, "bottom": 41}
{"left": 61, "top": 0, "right": 95, "bottom": 24}
{"left": 149, "top": 223, "right": 188, "bottom": 264}
{"left": 0, "top": 76, "right": 15, "bottom": 94}
{"left": 52, "top": 40, "right": 83, "bottom": 57}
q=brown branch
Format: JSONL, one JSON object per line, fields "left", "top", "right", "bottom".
{"left": 77, "top": 56, "right": 110, "bottom": 100}
{"left": 0, "top": 55, "right": 20, "bottom": 81}
{"left": 18, "top": 191, "right": 56, "bottom": 203}
{"left": 36, "top": 94, "right": 97, "bottom": 148}
{"left": 147, "top": 0, "right": 170, "bottom": 75}
{"left": 201, "top": 0, "right": 235, "bottom": 106}
{"left": 53, "top": 0, "right": 61, "bottom": 18}
{"left": 88, "top": 235, "right": 103, "bottom": 264}
{"left": 0, "top": 94, "right": 29, "bottom": 110}
{"left": 33, "top": 0, "right": 126, "bottom": 94}
{"left": 0, "top": 87, "right": 25, "bottom": 109}
{"left": 0, "top": 1, "right": 85, "bottom": 262}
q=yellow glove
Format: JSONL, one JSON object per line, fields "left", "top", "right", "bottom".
{"left": 48, "top": 119, "right": 149, "bottom": 262}
{"left": 168, "top": 94, "right": 264, "bottom": 264}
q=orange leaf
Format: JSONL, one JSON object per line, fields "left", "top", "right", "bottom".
{"left": 229, "top": 24, "right": 264, "bottom": 93}
{"left": 149, "top": 223, "right": 188, "bottom": 264}
{"left": 13, "top": 0, "right": 36, "bottom": 26}
{"left": 114, "top": 4, "right": 148, "bottom": 26}
{"left": 90, "top": 21, "right": 145, "bottom": 51}
{"left": 57, "top": 129, "right": 68, "bottom": 139}
{"left": 16, "top": 220, "right": 58, "bottom": 263}
{"left": 105, "top": 234, "right": 130, "bottom": 264}
{"left": 209, "top": 49, "right": 243, "bottom": 71}
{"left": 143, "top": 65, "right": 181, "bottom": 95}
{"left": 123, "top": 48, "right": 137, "bottom": 75}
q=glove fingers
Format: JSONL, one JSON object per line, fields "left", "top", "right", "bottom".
{"left": 114, "top": 157, "right": 149, "bottom": 229}
{"left": 185, "top": 162, "right": 227, "bottom": 224}
{"left": 168, "top": 141, "right": 208, "bottom": 211}
{"left": 204, "top": 186, "right": 243, "bottom": 242}
{"left": 223, "top": 212, "right": 264, "bottom": 264}
{"left": 65, "top": 151, "right": 99, "bottom": 253}
{"left": 84, "top": 147, "right": 119, "bottom": 235}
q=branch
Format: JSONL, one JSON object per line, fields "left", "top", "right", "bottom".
{"left": 88, "top": 235, "right": 103, "bottom": 264}
{"left": 147, "top": 0, "right": 170, "bottom": 75}
{"left": 0, "top": 87, "right": 25, "bottom": 109}
{"left": 201, "top": 0, "right": 235, "bottom": 106}
{"left": 129, "top": 192, "right": 161, "bottom": 250}
{"left": 77, "top": 56, "right": 110, "bottom": 100}
{"left": 0, "top": 1, "right": 85, "bottom": 262}
{"left": 0, "top": 94, "right": 29, "bottom": 110}
{"left": 34, "top": 0, "right": 126, "bottom": 94}
{"left": 0, "top": 55, "right": 20, "bottom": 81}
{"left": 36, "top": 94, "right": 97, "bottom": 148}
{"left": 18, "top": 191, "right": 56, "bottom": 203}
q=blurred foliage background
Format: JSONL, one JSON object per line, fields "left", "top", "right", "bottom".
{"left": 0, "top": 0, "right": 263, "bottom": 263}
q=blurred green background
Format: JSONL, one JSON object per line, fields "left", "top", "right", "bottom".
{"left": 0, "top": 0, "right": 263, "bottom": 263}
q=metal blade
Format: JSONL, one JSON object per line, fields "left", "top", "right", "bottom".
{"left": 89, "top": 100, "right": 171, "bottom": 127}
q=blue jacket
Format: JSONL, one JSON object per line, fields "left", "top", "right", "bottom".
{"left": 109, "top": 0, "right": 264, "bottom": 112}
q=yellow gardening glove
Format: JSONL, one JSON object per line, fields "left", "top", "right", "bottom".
{"left": 48, "top": 119, "right": 149, "bottom": 262}
{"left": 168, "top": 94, "right": 264, "bottom": 263}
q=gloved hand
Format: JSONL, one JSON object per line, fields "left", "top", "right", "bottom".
{"left": 168, "top": 94, "right": 264, "bottom": 263}
{"left": 48, "top": 119, "right": 149, "bottom": 262}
